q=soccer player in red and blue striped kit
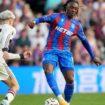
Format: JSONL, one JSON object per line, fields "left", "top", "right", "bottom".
{"left": 28, "top": 0, "right": 101, "bottom": 105}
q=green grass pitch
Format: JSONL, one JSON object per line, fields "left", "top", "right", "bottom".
{"left": 0, "top": 93, "right": 105, "bottom": 105}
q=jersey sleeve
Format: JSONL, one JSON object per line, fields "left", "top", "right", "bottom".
{"left": 77, "top": 23, "right": 95, "bottom": 60}
{"left": 33, "top": 13, "right": 59, "bottom": 24}
{"left": 77, "top": 24, "right": 86, "bottom": 41}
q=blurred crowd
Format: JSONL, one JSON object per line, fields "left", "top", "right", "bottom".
{"left": 0, "top": 0, "right": 105, "bottom": 66}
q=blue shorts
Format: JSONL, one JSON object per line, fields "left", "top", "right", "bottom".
{"left": 42, "top": 49, "right": 74, "bottom": 72}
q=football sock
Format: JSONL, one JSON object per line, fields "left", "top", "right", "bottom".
{"left": 64, "top": 83, "right": 74, "bottom": 102}
{"left": 57, "top": 94, "right": 64, "bottom": 101}
{"left": 45, "top": 73, "right": 61, "bottom": 96}
{"left": 4, "top": 90, "right": 16, "bottom": 103}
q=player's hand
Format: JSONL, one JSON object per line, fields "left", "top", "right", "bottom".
{"left": 92, "top": 57, "right": 101, "bottom": 66}
{"left": 23, "top": 51, "right": 32, "bottom": 59}
{"left": 28, "top": 21, "right": 35, "bottom": 29}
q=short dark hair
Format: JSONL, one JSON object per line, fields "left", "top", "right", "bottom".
{"left": 64, "top": 0, "right": 79, "bottom": 10}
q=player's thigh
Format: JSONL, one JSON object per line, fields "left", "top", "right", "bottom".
{"left": 43, "top": 63, "right": 55, "bottom": 73}
{"left": 0, "top": 63, "right": 9, "bottom": 80}
{"left": 59, "top": 52, "right": 74, "bottom": 83}
{"left": 43, "top": 51, "right": 58, "bottom": 73}
{"left": 59, "top": 51, "right": 74, "bottom": 72}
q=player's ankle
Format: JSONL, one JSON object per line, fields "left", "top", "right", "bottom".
{"left": 57, "top": 95, "right": 64, "bottom": 101}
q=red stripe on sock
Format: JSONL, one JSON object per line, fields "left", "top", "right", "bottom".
{"left": 8, "top": 90, "right": 16, "bottom": 96}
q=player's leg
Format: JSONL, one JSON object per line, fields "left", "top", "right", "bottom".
{"left": 62, "top": 70, "right": 74, "bottom": 103}
{"left": 43, "top": 50, "right": 64, "bottom": 101}
{"left": 43, "top": 63, "right": 62, "bottom": 97}
{"left": 59, "top": 51, "right": 74, "bottom": 104}
{"left": 0, "top": 65, "right": 19, "bottom": 105}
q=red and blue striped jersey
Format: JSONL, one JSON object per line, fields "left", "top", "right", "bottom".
{"left": 33, "top": 13, "right": 95, "bottom": 59}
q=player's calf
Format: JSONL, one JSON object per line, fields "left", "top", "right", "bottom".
{"left": 2, "top": 76, "right": 20, "bottom": 105}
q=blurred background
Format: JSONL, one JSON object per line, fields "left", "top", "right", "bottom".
{"left": 0, "top": 0, "right": 105, "bottom": 66}
{"left": 0, "top": 0, "right": 105, "bottom": 105}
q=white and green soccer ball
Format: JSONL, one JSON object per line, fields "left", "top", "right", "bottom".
{"left": 45, "top": 98, "right": 59, "bottom": 105}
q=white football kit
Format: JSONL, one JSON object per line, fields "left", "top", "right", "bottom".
{"left": 0, "top": 24, "right": 16, "bottom": 80}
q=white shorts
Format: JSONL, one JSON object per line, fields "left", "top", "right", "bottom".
{"left": 0, "top": 51, "right": 15, "bottom": 80}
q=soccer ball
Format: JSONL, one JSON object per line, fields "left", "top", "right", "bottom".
{"left": 45, "top": 98, "right": 59, "bottom": 105}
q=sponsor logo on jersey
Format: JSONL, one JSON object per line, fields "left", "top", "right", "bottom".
{"left": 56, "top": 26, "right": 73, "bottom": 36}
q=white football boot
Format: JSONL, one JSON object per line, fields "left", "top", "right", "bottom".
{"left": 0, "top": 100, "right": 9, "bottom": 105}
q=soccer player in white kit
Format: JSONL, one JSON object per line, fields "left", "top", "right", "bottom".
{"left": 0, "top": 10, "right": 31, "bottom": 105}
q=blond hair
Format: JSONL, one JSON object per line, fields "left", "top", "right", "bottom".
{"left": 0, "top": 10, "right": 15, "bottom": 20}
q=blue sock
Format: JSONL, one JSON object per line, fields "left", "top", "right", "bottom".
{"left": 64, "top": 83, "right": 74, "bottom": 102}
{"left": 45, "top": 73, "right": 61, "bottom": 96}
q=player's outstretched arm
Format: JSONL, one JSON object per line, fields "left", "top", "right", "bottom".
{"left": 3, "top": 51, "right": 32, "bottom": 60}
{"left": 28, "top": 13, "right": 59, "bottom": 29}
{"left": 77, "top": 24, "right": 101, "bottom": 66}
{"left": 79, "top": 39, "right": 101, "bottom": 66}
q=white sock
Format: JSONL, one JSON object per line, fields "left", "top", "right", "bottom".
{"left": 57, "top": 95, "right": 64, "bottom": 101}
{"left": 4, "top": 92, "right": 15, "bottom": 103}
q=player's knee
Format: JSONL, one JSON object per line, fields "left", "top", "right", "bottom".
{"left": 15, "top": 83, "right": 20, "bottom": 92}
{"left": 66, "top": 76, "right": 74, "bottom": 84}
{"left": 44, "top": 68, "right": 53, "bottom": 74}
{"left": 9, "top": 82, "right": 20, "bottom": 92}
{"left": 43, "top": 65, "right": 53, "bottom": 74}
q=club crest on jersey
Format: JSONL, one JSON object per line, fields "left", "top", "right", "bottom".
{"left": 56, "top": 26, "right": 73, "bottom": 36}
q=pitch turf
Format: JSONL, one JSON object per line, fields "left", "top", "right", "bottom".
{"left": 0, "top": 93, "right": 105, "bottom": 105}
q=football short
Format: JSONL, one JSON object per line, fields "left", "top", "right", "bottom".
{"left": 0, "top": 51, "right": 15, "bottom": 80}
{"left": 42, "top": 49, "right": 74, "bottom": 72}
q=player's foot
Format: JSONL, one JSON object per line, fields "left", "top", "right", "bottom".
{"left": 59, "top": 99, "right": 69, "bottom": 105}
{"left": 0, "top": 100, "right": 9, "bottom": 105}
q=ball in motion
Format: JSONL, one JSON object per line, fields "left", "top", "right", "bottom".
{"left": 45, "top": 98, "right": 59, "bottom": 105}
